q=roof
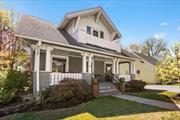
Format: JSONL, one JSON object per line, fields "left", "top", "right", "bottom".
{"left": 15, "top": 14, "right": 138, "bottom": 60}
{"left": 15, "top": 15, "right": 69, "bottom": 45}
{"left": 134, "top": 53, "right": 159, "bottom": 65}
{"left": 59, "top": 7, "right": 121, "bottom": 40}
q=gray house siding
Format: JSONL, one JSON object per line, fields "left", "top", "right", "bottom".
{"left": 94, "top": 60, "right": 104, "bottom": 75}
{"left": 69, "top": 57, "right": 82, "bottom": 73}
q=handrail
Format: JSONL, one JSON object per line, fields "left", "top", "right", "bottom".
{"left": 112, "top": 74, "right": 120, "bottom": 83}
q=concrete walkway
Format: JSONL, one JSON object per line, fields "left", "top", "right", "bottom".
{"left": 145, "top": 85, "right": 180, "bottom": 93}
{"left": 113, "top": 94, "right": 180, "bottom": 110}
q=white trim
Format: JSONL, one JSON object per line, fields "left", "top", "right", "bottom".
{"left": 16, "top": 34, "right": 138, "bottom": 61}
{"left": 74, "top": 16, "right": 80, "bottom": 29}
{"left": 95, "top": 11, "right": 101, "bottom": 22}
{"left": 51, "top": 55, "right": 69, "bottom": 73}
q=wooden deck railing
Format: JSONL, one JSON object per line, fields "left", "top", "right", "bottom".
{"left": 50, "top": 72, "right": 82, "bottom": 86}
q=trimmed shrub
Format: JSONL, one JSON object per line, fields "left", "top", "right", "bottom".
{"left": 41, "top": 79, "right": 93, "bottom": 109}
{"left": 126, "top": 80, "right": 146, "bottom": 92}
{"left": 0, "top": 69, "right": 29, "bottom": 105}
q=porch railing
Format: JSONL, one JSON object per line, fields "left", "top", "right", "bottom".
{"left": 50, "top": 72, "right": 83, "bottom": 86}
{"left": 119, "top": 75, "right": 131, "bottom": 82}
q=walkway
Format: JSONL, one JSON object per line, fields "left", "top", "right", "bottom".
{"left": 113, "top": 94, "right": 180, "bottom": 110}
{"left": 145, "top": 85, "right": 180, "bottom": 93}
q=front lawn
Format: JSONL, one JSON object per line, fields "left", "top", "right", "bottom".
{"left": 2, "top": 96, "right": 180, "bottom": 120}
{"left": 126, "top": 90, "right": 180, "bottom": 104}
{"left": 172, "top": 83, "right": 180, "bottom": 86}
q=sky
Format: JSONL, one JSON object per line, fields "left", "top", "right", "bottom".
{"left": 2, "top": 0, "right": 180, "bottom": 48}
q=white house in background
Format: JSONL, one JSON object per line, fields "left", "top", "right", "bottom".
{"left": 15, "top": 7, "right": 140, "bottom": 95}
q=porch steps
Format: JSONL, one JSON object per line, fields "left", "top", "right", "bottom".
{"left": 99, "top": 82, "right": 121, "bottom": 96}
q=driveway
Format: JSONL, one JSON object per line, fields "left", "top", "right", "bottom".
{"left": 145, "top": 85, "right": 180, "bottom": 93}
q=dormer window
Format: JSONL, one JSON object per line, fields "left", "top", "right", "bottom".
{"left": 100, "top": 31, "right": 104, "bottom": 39}
{"left": 93, "top": 30, "right": 98, "bottom": 37}
{"left": 87, "top": 26, "right": 91, "bottom": 35}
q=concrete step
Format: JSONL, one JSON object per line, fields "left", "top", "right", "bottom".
{"left": 100, "top": 90, "right": 121, "bottom": 96}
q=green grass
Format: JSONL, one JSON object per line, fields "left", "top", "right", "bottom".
{"left": 172, "top": 83, "right": 180, "bottom": 86}
{"left": 2, "top": 96, "right": 179, "bottom": 120}
{"left": 126, "top": 90, "right": 180, "bottom": 104}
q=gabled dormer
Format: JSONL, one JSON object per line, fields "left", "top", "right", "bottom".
{"left": 58, "top": 7, "right": 122, "bottom": 52}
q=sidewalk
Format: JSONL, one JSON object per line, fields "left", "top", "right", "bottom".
{"left": 145, "top": 85, "right": 180, "bottom": 93}
{"left": 113, "top": 94, "right": 180, "bottom": 110}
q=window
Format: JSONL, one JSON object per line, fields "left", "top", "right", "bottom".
{"left": 52, "top": 58, "right": 66, "bottom": 73}
{"left": 136, "top": 70, "right": 140, "bottom": 75}
{"left": 93, "top": 30, "right": 98, "bottom": 37}
{"left": 40, "top": 50, "right": 46, "bottom": 71}
{"left": 100, "top": 31, "right": 104, "bottom": 39}
{"left": 87, "top": 26, "right": 91, "bottom": 35}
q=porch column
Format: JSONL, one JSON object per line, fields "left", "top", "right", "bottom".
{"left": 116, "top": 59, "right": 120, "bottom": 74}
{"left": 130, "top": 61, "right": 135, "bottom": 74}
{"left": 34, "top": 46, "right": 40, "bottom": 94}
{"left": 129, "top": 61, "right": 136, "bottom": 80}
{"left": 45, "top": 46, "right": 53, "bottom": 72}
{"left": 82, "top": 53, "right": 87, "bottom": 73}
{"left": 88, "top": 53, "right": 93, "bottom": 73}
{"left": 112, "top": 58, "right": 117, "bottom": 74}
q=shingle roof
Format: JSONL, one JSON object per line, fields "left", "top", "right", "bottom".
{"left": 15, "top": 15, "right": 69, "bottom": 45}
{"left": 134, "top": 53, "right": 159, "bottom": 65}
{"left": 15, "top": 14, "right": 138, "bottom": 59}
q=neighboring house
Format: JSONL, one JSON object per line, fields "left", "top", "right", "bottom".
{"left": 120, "top": 53, "right": 159, "bottom": 84}
{"left": 15, "top": 7, "right": 140, "bottom": 95}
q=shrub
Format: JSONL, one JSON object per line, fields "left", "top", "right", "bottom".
{"left": 126, "top": 80, "right": 146, "bottom": 92}
{"left": 0, "top": 69, "right": 29, "bottom": 105}
{"left": 119, "top": 78, "right": 125, "bottom": 83}
{"left": 41, "top": 79, "right": 93, "bottom": 109}
{"left": 92, "top": 78, "right": 99, "bottom": 85}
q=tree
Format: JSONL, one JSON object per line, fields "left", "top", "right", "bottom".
{"left": 142, "top": 37, "right": 167, "bottom": 59}
{"left": 127, "top": 43, "right": 142, "bottom": 53}
{"left": 156, "top": 43, "right": 180, "bottom": 84}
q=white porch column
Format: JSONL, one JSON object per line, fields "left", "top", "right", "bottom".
{"left": 112, "top": 58, "right": 117, "bottom": 74}
{"left": 82, "top": 53, "right": 87, "bottom": 73}
{"left": 129, "top": 61, "right": 135, "bottom": 74}
{"left": 116, "top": 59, "right": 120, "bottom": 74}
{"left": 88, "top": 53, "right": 93, "bottom": 73}
{"left": 34, "top": 46, "right": 40, "bottom": 93}
{"left": 45, "top": 47, "right": 53, "bottom": 72}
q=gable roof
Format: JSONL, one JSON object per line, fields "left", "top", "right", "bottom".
{"left": 15, "top": 14, "right": 139, "bottom": 60}
{"left": 58, "top": 7, "right": 121, "bottom": 40}
{"left": 134, "top": 53, "right": 159, "bottom": 65}
{"left": 15, "top": 15, "right": 70, "bottom": 45}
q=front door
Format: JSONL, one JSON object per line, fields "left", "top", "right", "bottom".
{"left": 52, "top": 58, "right": 66, "bottom": 73}
{"left": 105, "top": 63, "right": 113, "bottom": 82}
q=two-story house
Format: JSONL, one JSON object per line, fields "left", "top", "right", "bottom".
{"left": 15, "top": 7, "right": 140, "bottom": 95}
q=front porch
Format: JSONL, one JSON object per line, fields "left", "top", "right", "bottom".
{"left": 32, "top": 42, "right": 136, "bottom": 95}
